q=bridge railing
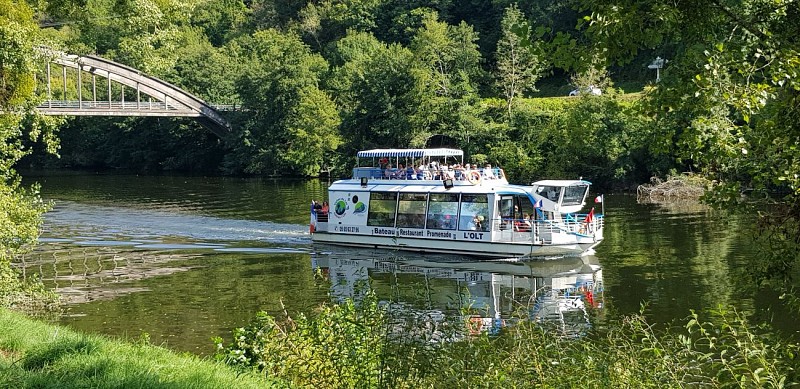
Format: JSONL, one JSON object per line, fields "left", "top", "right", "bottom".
{"left": 39, "top": 100, "right": 181, "bottom": 111}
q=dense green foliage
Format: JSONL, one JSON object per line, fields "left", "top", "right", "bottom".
{"left": 2, "top": 2, "right": 799, "bottom": 384}
{"left": 0, "top": 308, "right": 279, "bottom": 388}
{"left": 0, "top": 0, "right": 61, "bottom": 312}
{"left": 216, "top": 293, "right": 798, "bottom": 388}
{"left": 17, "top": 0, "right": 799, "bottom": 206}
{"left": 22, "top": 0, "right": 661, "bottom": 189}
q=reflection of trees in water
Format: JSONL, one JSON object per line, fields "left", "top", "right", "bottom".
{"left": 612, "top": 194, "right": 748, "bottom": 322}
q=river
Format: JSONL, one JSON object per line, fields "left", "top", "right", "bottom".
{"left": 18, "top": 172, "right": 800, "bottom": 355}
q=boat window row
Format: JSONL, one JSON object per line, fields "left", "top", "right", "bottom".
{"left": 367, "top": 192, "right": 490, "bottom": 231}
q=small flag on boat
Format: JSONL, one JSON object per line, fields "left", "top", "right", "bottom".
{"left": 310, "top": 201, "right": 317, "bottom": 233}
{"left": 584, "top": 207, "right": 594, "bottom": 223}
{"left": 534, "top": 199, "right": 543, "bottom": 208}
{"left": 594, "top": 195, "right": 603, "bottom": 203}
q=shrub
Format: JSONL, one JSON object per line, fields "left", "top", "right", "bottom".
{"left": 217, "top": 295, "right": 798, "bottom": 388}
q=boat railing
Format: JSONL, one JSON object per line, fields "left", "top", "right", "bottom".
{"left": 544, "top": 214, "right": 604, "bottom": 236}
{"left": 491, "top": 214, "right": 604, "bottom": 243}
{"left": 352, "top": 167, "right": 506, "bottom": 181}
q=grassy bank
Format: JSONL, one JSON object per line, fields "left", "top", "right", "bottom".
{"left": 0, "top": 309, "right": 277, "bottom": 388}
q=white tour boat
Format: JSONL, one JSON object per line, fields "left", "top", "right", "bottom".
{"left": 310, "top": 148, "right": 604, "bottom": 258}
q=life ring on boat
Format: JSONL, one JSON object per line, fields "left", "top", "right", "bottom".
{"left": 467, "top": 316, "right": 483, "bottom": 335}
{"left": 467, "top": 171, "right": 482, "bottom": 185}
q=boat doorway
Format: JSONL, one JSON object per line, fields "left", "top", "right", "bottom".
{"left": 495, "top": 195, "right": 535, "bottom": 242}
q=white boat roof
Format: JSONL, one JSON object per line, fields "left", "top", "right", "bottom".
{"left": 532, "top": 179, "right": 592, "bottom": 187}
{"left": 357, "top": 148, "right": 464, "bottom": 158}
{"left": 330, "top": 180, "right": 528, "bottom": 195}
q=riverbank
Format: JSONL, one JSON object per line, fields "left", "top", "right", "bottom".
{"left": 0, "top": 309, "right": 277, "bottom": 388}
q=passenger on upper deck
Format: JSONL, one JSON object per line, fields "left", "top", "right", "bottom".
{"left": 406, "top": 164, "right": 417, "bottom": 179}
{"left": 384, "top": 163, "right": 394, "bottom": 179}
{"left": 395, "top": 163, "right": 406, "bottom": 179}
{"left": 452, "top": 164, "right": 464, "bottom": 180}
{"left": 483, "top": 164, "right": 495, "bottom": 179}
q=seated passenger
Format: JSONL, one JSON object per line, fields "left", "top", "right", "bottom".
{"left": 442, "top": 214, "right": 454, "bottom": 229}
{"left": 406, "top": 165, "right": 416, "bottom": 179}
{"left": 483, "top": 164, "right": 495, "bottom": 179}
{"left": 471, "top": 215, "right": 485, "bottom": 231}
{"left": 515, "top": 214, "right": 532, "bottom": 232}
{"left": 384, "top": 164, "right": 394, "bottom": 179}
{"left": 395, "top": 163, "right": 405, "bottom": 179}
{"left": 452, "top": 164, "right": 464, "bottom": 180}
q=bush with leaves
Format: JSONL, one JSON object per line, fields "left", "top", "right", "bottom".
{"left": 218, "top": 294, "right": 797, "bottom": 388}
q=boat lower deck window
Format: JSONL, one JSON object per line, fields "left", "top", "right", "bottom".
{"left": 367, "top": 192, "right": 398, "bottom": 227}
{"left": 396, "top": 193, "right": 428, "bottom": 228}
{"left": 458, "top": 194, "right": 488, "bottom": 231}
{"left": 426, "top": 193, "right": 459, "bottom": 230}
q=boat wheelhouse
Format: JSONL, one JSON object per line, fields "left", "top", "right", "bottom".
{"left": 311, "top": 148, "right": 604, "bottom": 258}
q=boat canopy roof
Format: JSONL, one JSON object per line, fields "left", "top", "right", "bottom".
{"left": 357, "top": 148, "right": 464, "bottom": 158}
{"left": 532, "top": 179, "right": 592, "bottom": 187}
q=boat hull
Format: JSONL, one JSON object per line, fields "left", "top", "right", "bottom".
{"left": 312, "top": 231, "right": 595, "bottom": 258}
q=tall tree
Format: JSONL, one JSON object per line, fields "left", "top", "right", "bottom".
{"left": 0, "top": 0, "right": 61, "bottom": 179}
{"left": 495, "top": 4, "right": 545, "bottom": 118}
{"left": 329, "top": 31, "right": 421, "bottom": 155}
{"left": 231, "top": 29, "right": 341, "bottom": 176}
{"left": 410, "top": 12, "right": 485, "bottom": 145}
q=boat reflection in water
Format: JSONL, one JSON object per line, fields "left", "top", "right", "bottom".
{"left": 311, "top": 248, "right": 603, "bottom": 337}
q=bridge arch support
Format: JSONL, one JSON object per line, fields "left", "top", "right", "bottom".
{"left": 36, "top": 48, "right": 232, "bottom": 138}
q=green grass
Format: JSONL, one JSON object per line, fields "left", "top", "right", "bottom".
{"left": 0, "top": 309, "right": 281, "bottom": 389}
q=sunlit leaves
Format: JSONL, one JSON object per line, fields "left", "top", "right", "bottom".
{"left": 232, "top": 29, "right": 339, "bottom": 176}
{"left": 0, "top": 1, "right": 59, "bottom": 307}
{"left": 282, "top": 87, "right": 342, "bottom": 176}
{"left": 410, "top": 13, "right": 485, "bottom": 143}
{"left": 329, "top": 31, "right": 420, "bottom": 152}
{"left": 0, "top": 0, "right": 37, "bottom": 110}
{"left": 495, "top": 4, "right": 546, "bottom": 118}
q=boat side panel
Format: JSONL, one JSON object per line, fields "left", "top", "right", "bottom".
{"left": 327, "top": 190, "right": 371, "bottom": 235}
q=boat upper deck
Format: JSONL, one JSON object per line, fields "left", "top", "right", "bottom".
{"left": 352, "top": 147, "right": 508, "bottom": 183}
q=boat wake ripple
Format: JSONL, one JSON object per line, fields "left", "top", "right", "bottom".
{"left": 41, "top": 201, "right": 310, "bottom": 251}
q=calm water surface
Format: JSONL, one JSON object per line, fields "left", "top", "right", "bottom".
{"left": 19, "top": 172, "right": 800, "bottom": 354}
